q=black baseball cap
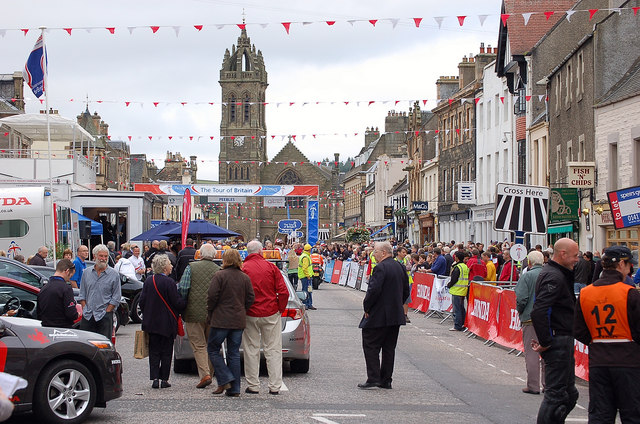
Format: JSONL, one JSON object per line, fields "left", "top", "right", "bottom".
{"left": 603, "top": 245, "right": 638, "bottom": 265}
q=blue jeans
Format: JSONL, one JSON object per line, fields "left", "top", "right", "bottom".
{"left": 207, "top": 328, "right": 243, "bottom": 394}
{"left": 301, "top": 277, "right": 313, "bottom": 307}
{"left": 451, "top": 295, "right": 466, "bottom": 330}
{"left": 537, "top": 335, "right": 579, "bottom": 424}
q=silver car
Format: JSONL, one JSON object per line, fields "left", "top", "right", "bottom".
{"left": 173, "top": 269, "right": 311, "bottom": 373}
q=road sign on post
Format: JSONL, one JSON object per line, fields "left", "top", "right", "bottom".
{"left": 278, "top": 219, "right": 302, "bottom": 233}
{"left": 494, "top": 183, "right": 550, "bottom": 234}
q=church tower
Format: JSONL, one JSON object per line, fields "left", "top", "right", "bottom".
{"left": 218, "top": 27, "right": 268, "bottom": 184}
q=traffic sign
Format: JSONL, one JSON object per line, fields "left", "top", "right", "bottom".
{"left": 510, "top": 243, "right": 527, "bottom": 262}
{"left": 494, "top": 183, "right": 549, "bottom": 234}
{"left": 278, "top": 219, "right": 303, "bottom": 233}
{"left": 290, "top": 230, "right": 304, "bottom": 238}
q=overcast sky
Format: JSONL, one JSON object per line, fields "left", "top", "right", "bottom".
{"left": 3, "top": 0, "right": 503, "bottom": 180}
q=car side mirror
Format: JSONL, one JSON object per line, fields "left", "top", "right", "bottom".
{"left": 296, "top": 291, "right": 308, "bottom": 302}
{"left": 0, "top": 321, "right": 6, "bottom": 337}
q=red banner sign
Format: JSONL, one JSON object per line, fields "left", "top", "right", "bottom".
{"left": 331, "top": 260, "right": 343, "bottom": 284}
{"left": 181, "top": 189, "right": 191, "bottom": 249}
{"left": 465, "top": 282, "right": 500, "bottom": 341}
{"left": 494, "top": 289, "right": 524, "bottom": 351}
{"left": 409, "top": 272, "right": 435, "bottom": 313}
{"left": 574, "top": 340, "right": 589, "bottom": 381}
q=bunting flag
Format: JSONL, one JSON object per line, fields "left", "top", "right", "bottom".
{"left": 0, "top": 8, "right": 637, "bottom": 37}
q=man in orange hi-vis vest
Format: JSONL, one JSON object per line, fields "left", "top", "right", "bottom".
{"left": 574, "top": 245, "right": 640, "bottom": 424}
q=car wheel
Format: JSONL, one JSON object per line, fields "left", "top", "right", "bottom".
{"left": 33, "top": 359, "right": 97, "bottom": 424}
{"left": 112, "top": 310, "right": 120, "bottom": 334}
{"left": 130, "top": 292, "right": 143, "bottom": 323}
{"left": 173, "top": 358, "right": 195, "bottom": 374}
{"left": 289, "top": 359, "right": 309, "bottom": 373}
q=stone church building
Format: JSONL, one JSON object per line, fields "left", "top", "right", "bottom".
{"left": 217, "top": 28, "right": 343, "bottom": 242}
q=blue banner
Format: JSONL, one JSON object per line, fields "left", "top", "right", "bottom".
{"left": 307, "top": 200, "right": 319, "bottom": 245}
{"left": 323, "top": 260, "right": 334, "bottom": 282}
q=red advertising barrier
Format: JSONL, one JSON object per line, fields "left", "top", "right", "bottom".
{"left": 574, "top": 341, "right": 589, "bottom": 381}
{"left": 408, "top": 272, "right": 435, "bottom": 313}
{"left": 465, "top": 283, "right": 500, "bottom": 341}
{"left": 331, "top": 260, "right": 343, "bottom": 284}
{"left": 494, "top": 289, "right": 524, "bottom": 351}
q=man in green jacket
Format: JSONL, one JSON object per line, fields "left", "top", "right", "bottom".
{"left": 515, "top": 250, "right": 545, "bottom": 395}
{"left": 178, "top": 243, "right": 221, "bottom": 389}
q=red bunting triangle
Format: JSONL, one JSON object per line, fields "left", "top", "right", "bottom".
{"left": 292, "top": 135, "right": 296, "bottom": 141}
{"left": 210, "top": 136, "right": 214, "bottom": 140}
{"left": 106, "top": 27, "right": 115, "bottom": 34}
{"left": 125, "top": 102, "right": 130, "bottom": 107}
{"left": 326, "top": 21, "right": 335, "bottom": 26}
{"left": 474, "top": 97, "right": 480, "bottom": 104}
{"left": 455, "top": 129, "right": 460, "bottom": 134}
{"left": 589, "top": 9, "right": 598, "bottom": 20}
{"left": 271, "top": 135, "right": 275, "bottom": 139}
{"left": 368, "top": 101, "right": 375, "bottom": 106}
{"left": 181, "top": 102, "right": 187, "bottom": 106}
{"left": 501, "top": 14, "right": 510, "bottom": 26}
{"left": 194, "top": 25, "right": 203, "bottom": 31}
{"left": 237, "top": 24, "right": 246, "bottom": 30}
{"left": 281, "top": 22, "right": 291, "bottom": 34}
{"left": 128, "top": 136, "right": 132, "bottom": 141}
{"left": 525, "top": 95, "right": 532, "bottom": 101}
{"left": 153, "top": 102, "right": 159, "bottom": 107}
{"left": 64, "top": 28, "right": 72, "bottom": 35}
{"left": 633, "top": 7, "right": 640, "bottom": 15}
{"left": 344, "top": 101, "right": 349, "bottom": 105}
{"left": 150, "top": 26, "right": 160, "bottom": 33}
{"left": 457, "top": 16, "right": 466, "bottom": 26}
{"left": 168, "top": 136, "right": 173, "bottom": 140}
{"left": 415, "top": 131, "right": 420, "bottom": 136}
{"left": 21, "top": 29, "right": 29, "bottom": 36}
{"left": 544, "top": 11, "right": 554, "bottom": 20}
{"left": 500, "top": 97, "right": 505, "bottom": 104}
{"left": 448, "top": 99, "right": 454, "bottom": 105}
{"left": 423, "top": 99, "right": 428, "bottom": 106}
{"left": 3, "top": 132, "right": 8, "bottom": 136}
{"left": 289, "top": 102, "right": 294, "bottom": 106}
{"left": 148, "top": 136, "right": 153, "bottom": 140}
{"left": 369, "top": 20, "right": 377, "bottom": 27}
{"left": 189, "top": 136, "right": 193, "bottom": 140}
{"left": 413, "top": 18, "right": 422, "bottom": 27}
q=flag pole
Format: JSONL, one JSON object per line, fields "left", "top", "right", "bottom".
{"left": 41, "top": 26, "right": 57, "bottom": 264}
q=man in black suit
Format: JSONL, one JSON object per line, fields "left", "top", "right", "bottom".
{"left": 175, "top": 238, "right": 197, "bottom": 281}
{"left": 358, "top": 241, "right": 410, "bottom": 390}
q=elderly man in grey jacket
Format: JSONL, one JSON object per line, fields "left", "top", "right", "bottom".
{"left": 515, "top": 250, "right": 546, "bottom": 395}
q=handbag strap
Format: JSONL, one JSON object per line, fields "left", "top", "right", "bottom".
{"left": 153, "top": 275, "right": 178, "bottom": 323}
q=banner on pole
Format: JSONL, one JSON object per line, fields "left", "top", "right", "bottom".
{"left": 181, "top": 189, "right": 192, "bottom": 248}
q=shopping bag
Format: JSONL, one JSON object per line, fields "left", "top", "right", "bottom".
{"left": 177, "top": 316, "right": 185, "bottom": 337}
{"left": 134, "top": 330, "right": 149, "bottom": 359}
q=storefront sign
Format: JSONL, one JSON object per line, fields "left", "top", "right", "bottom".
{"left": 384, "top": 206, "right": 394, "bottom": 220}
{"left": 568, "top": 162, "right": 596, "bottom": 188}
{"left": 458, "top": 182, "right": 476, "bottom": 204}
{"left": 550, "top": 188, "right": 579, "bottom": 223}
{"left": 411, "top": 201, "right": 429, "bottom": 211}
{"left": 264, "top": 197, "right": 285, "bottom": 207}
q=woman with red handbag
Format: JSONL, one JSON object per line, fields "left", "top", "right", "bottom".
{"left": 139, "top": 254, "right": 186, "bottom": 389}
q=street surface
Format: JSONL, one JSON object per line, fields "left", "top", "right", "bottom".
{"left": 10, "top": 283, "right": 590, "bottom": 423}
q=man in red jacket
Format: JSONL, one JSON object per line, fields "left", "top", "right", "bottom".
{"left": 467, "top": 248, "right": 487, "bottom": 281}
{"left": 242, "top": 240, "right": 289, "bottom": 395}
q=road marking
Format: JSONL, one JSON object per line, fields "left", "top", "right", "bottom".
{"left": 466, "top": 352, "right": 473, "bottom": 356}
{"left": 487, "top": 363, "right": 496, "bottom": 368}
{"left": 575, "top": 404, "right": 586, "bottom": 410}
{"left": 281, "top": 382, "right": 289, "bottom": 392}
{"left": 516, "top": 377, "right": 525, "bottom": 382}
{"left": 311, "top": 414, "right": 367, "bottom": 424}
{"left": 456, "top": 347, "right": 463, "bottom": 351}
{"left": 500, "top": 370, "right": 510, "bottom": 375}
{"left": 476, "top": 357, "right": 484, "bottom": 362}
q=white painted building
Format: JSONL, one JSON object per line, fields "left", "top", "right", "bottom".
{"left": 473, "top": 60, "right": 516, "bottom": 245}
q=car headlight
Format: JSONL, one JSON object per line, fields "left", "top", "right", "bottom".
{"left": 89, "top": 340, "right": 114, "bottom": 350}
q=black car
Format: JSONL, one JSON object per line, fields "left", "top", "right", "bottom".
{"left": 0, "top": 257, "right": 48, "bottom": 288}
{"left": 20, "top": 265, "right": 130, "bottom": 333}
{"left": 0, "top": 316, "right": 123, "bottom": 423}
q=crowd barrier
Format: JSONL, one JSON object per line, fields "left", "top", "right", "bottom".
{"left": 323, "top": 260, "right": 590, "bottom": 381}
{"left": 465, "top": 282, "right": 589, "bottom": 381}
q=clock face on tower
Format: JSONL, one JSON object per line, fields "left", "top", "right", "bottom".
{"left": 233, "top": 136, "right": 244, "bottom": 147}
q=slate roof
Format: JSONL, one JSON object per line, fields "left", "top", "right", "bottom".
{"left": 270, "top": 140, "right": 332, "bottom": 180}
{"left": 595, "top": 56, "right": 640, "bottom": 107}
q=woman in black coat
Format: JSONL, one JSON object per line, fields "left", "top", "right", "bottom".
{"left": 139, "top": 254, "right": 186, "bottom": 388}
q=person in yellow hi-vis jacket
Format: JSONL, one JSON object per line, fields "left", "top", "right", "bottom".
{"left": 447, "top": 251, "right": 469, "bottom": 331}
{"left": 298, "top": 244, "right": 316, "bottom": 310}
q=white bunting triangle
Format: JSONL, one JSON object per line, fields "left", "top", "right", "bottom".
{"left": 389, "top": 18, "right": 399, "bottom": 28}
{"left": 434, "top": 16, "right": 445, "bottom": 29}
{"left": 172, "top": 26, "right": 180, "bottom": 37}
{"left": 522, "top": 13, "right": 533, "bottom": 25}
{"left": 127, "top": 27, "right": 135, "bottom": 35}
{"left": 478, "top": 15, "right": 489, "bottom": 26}
{"left": 566, "top": 10, "right": 576, "bottom": 22}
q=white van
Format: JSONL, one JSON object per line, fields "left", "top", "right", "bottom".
{"left": 0, "top": 186, "right": 54, "bottom": 260}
